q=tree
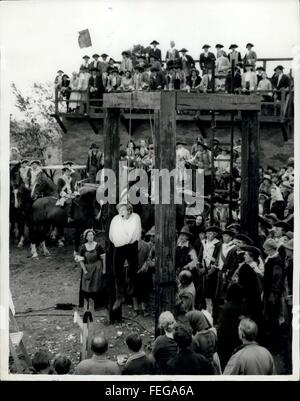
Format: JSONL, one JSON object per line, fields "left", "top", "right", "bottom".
{"left": 10, "top": 82, "right": 62, "bottom": 162}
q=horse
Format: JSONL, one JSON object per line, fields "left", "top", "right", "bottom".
{"left": 31, "top": 177, "right": 99, "bottom": 258}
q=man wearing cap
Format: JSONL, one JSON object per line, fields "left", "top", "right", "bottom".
{"left": 109, "top": 202, "right": 142, "bottom": 310}
{"left": 199, "top": 45, "right": 216, "bottom": 73}
{"left": 89, "top": 68, "right": 105, "bottom": 108}
{"left": 178, "top": 48, "right": 194, "bottom": 76}
{"left": 89, "top": 54, "right": 101, "bottom": 73}
{"left": 149, "top": 40, "right": 161, "bottom": 62}
{"left": 198, "top": 226, "right": 222, "bottom": 317}
{"left": 86, "top": 143, "right": 103, "bottom": 184}
{"left": 256, "top": 66, "right": 265, "bottom": 84}
{"left": 243, "top": 43, "right": 257, "bottom": 68}
{"left": 175, "top": 226, "right": 198, "bottom": 274}
{"left": 149, "top": 66, "right": 166, "bottom": 90}
{"left": 228, "top": 45, "right": 242, "bottom": 67}
{"left": 120, "top": 51, "right": 133, "bottom": 73}
{"left": 262, "top": 239, "right": 285, "bottom": 350}
{"left": 80, "top": 55, "right": 90, "bottom": 71}
{"left": 271, "top": 65, "right": 290, "bottom": 101}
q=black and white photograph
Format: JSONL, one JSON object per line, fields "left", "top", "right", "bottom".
{"left": 0, "top": 0, "right": 299, "bottom": 383}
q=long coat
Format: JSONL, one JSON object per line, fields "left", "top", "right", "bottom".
{"left": 199, "top": 52, "right": 216, "bottom": 72}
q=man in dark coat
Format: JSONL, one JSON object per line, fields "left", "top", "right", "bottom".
{"left": 199, "top": 44, "right": 216, "bottom": 73}
{"left": 88, "top": 68, "right": 105, "bottom": 109}
{"left": 271, "top": 65, "right": 290, "bottom": 100}
{"left": 149, "top": 40, "right": 162, "bottom": 61}
{"left": 262, "top": 239, "right": 285, "bottom": 351}
{"left": 166, "top": 325, "right": 214, "bottom": 374}
{"left": 86, "top": 143, "right": 103, "bottom": 183}
{"left": 149, "top": 66, "right": 166, "bottom": 90}
{"left": 89, "top": 53, "right": 101, "bottom": 73}
{"left": 122, "top": 333, "right": 155, "bottom": 375}
{"left": 178, "top": 48, "right": 195, "bottom": 76}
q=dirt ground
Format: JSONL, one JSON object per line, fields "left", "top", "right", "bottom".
{"left": 9, "top": 234, "right": 155, "bottom": 374}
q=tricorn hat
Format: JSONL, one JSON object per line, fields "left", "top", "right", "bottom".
{"left": 29, "top": 159, "right": 41, "bottom": 166}
{"left": 21, "top": 158, "right": 29, "bottom": 164}
{"left": 274, "top": 65, "right": 284, "bottom": 71}
{"left": 205, "top": 226, "right": 221, "bottom": 234}
{"left": 246, "top": 43, "right": 254, "bottom": 48}
{"left": 235, "top": 234, "right": 254, "bottom": 245}
{"left": 241, "top": 245, "right": 261, "bottom": 259}
{"left": 229, "top": 44, "right": 238, "bottom": 49}
{"left": 273, "top": 221, "right": 292, "bottom": 232}
{"left": 92, "top": 53, "right": 100, "bottom": 58}
{"left": 179, "top": 48, "right": 188, "bottom": 52}
{"left": 63, "top": 161, "right": 74, "bottom": 166}
{"left": 256, "top": 66, "right": 265, "bottom": 71}
{"left": 202, "top": 44, "right": 210, "bottom": 49}
{"left": 150, "top": 40, "right": 159, "bottom": 45}
{"left": 57, "top": 70, "right": 64, "bottom": 74}
{"left": 215, "top": 44, "right": 224, "bottom": 48}
{"left": 222, "top": 229, "right": 236, "bottom": 238}
{"left": 82, "top": 55, "right": 90, "bottom": 59}
{"left": 101, "top": 53, "right": 109, "bottom": 58}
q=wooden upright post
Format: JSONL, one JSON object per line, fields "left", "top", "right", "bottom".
{"left": 154, "top": 92, "right": 177, "bottom": 335}
{"left": 240, "top": 111, "right": 260, "bottom": 244}
{"left": 103, "top": 108, "right": 121, "bottom": 322}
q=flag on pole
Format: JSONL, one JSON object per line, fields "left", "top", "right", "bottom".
{"left": 78, "top": 29, "right": 92, "bottom": 48}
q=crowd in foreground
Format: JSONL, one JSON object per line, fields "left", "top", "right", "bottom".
{"left": 54, "top": 41, "right": 292, "bottom": 112}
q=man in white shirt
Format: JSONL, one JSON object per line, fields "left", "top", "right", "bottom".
{"left": 109, "top": 202, "right": 142, "bottom": 310}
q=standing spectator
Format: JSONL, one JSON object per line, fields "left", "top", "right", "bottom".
{"left": 262, "top": 239, "right": 285, "bottom": 351}
{"left": 80, "top": 55, "right": 90, "bottom": 70}
{"left": 179, "top": 48, "right": 194, "bottom": 76}
{"left": 89, "top": 53, "right": 101, "bottom": 73}
{"left": 152, "top": 312, "right": 177, "bottom": 374}
{"left": 54, "top": 69, "right": 64, "bottom": 90}
{"left": 175, "top": 225, "right": 198, "bottom": 275}
{"left": 166, "top": 40, "right": 180, "bottom": 64}
{"left": 242, "top": 63, "right": 257, "bottom": 93}
{"left": 53, "top": 356, "right": 72, "bottom": 375}
{"left": 217, "top": 283, "right": 245, "bottom": 370}
{"left": 228, "top": 44, "right": 242, "bottom": 66}
{"left": 122, "top": 334, "right": 155, "bottom": 375}
{"left": 256, "top": 66, "right": 265, "bottom": 84}
{"left": 109, "top": 202, "right": 142, "bottom": 310}
{"left": 199, "top": 44, "right": 216, "bottom": 73}
{"left": 120, "top": 51, "right": 133, "bottom": 73}
{"left": 61, "top": 74, "right": 71, "bottom": 112}
{"left": 86, "top": 143, "right": 103, "bottom": 183}
{"left": 243, "top": 43, "right": 257, "bottom": 68}
{"left": 75, "top": 336, "right": 121, "bottom": 375}
{"left": 100, "top": 53, "right": 109, "bottom": 73}
{"left": 79, "top": 66, "right": 91, "bottom": 112}
{"left": 166, "top": 324, "right": 214, "bottom": 375}
{"left": 225, "top": 66, "right": 242, "bottom": 93}
{"left": 223, "top": 318, "right": 276, "bottom": 375}
{"left": 78, "top": 229, "right": 106, "bottom": 309}
{"left": 271, "top": 65, "right": 290, "bottom": 100}
{"left": 106, "top": 67, "right": 121, "bottom": 92}
{"left": 89, "top": 68, "right": 105, "bottom": 109}
{"left": 215, "top": 53, "right": 230, "bottom": 76}
{"left": 199, "top": 65, "right": 215, "bottom": 92}
{"left": 149, "top": 40, "right": 162, "bottom": 61}
{"left": 68, "top": 72, "right": 81, "bottom": 112}
{"left": 215, "top": 44, "right": 227, "bottom": 58}
{"left": 257, "top": 72, "right": 273, "bottom": 101}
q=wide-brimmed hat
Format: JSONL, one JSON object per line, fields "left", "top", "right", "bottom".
{"left": 92, "top": 53, "right": 100, "bottom": 58}
{"left": 101, "top": 53, "right": 109, "bottom": 58}
{"left": 179, "top": 225, "right": 193, "bottom": 237}
{"left": 57, "top": 70, "right": 64, "bottom": 74}
{"left": 229, "top": 44, "right": 238, "bottom": 49}
{"left": 235, "top": 234, "right": 253, "bottom": 245}
{"left": 82, "top": 55, "right": 90, "bottom": 59}
{"left": 246, "top": 43, "right": 254, "bottom": 48}
{"left": 274, "top": 65, "right": 284, "bottom": 71}
{"left": 205, "top": 226, "right": 221, "bottom": 234}
{"left": 62, "top": 166, "right": 73, "bottom": 173}
{"left": 179, "top": 48, "right": 188, "bottom": 52}
{"left": 202, "top": 44, "right": 210, "bottom": 49}
{"left": 283, "top": 239, "right": 293, "bottom": 251}
{"left": 265, "top": 213, "right": 279, "bottom": 223}
{"left": 256, "top": 66, "right": 265, "bottom": 71}
{"left": 145, "top": 226, "right": 155, "bottom": 237}
{"left": 121, "top": 50, "right": 130, "bottom": 56}
{"left": 241, "top": 245, "right": 261, "bottom": 259}
{"left": 222, "top": 229, "right": 236, "bottom": 238}
{"left": 150, "top": 66, "right": 159, "bottom": 72}
{"left": 226, "top": 223, "right": 240, "bottom": 232}
{"left": 20, "top": 158, "right": 29, "bottom": 164}
{"left": 244, "top": 63, "right": 254, "bottom": 68}
{"left": 150, "top": 40, "right": 159, "bottom": 45}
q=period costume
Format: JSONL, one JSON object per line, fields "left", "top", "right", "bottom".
{"left": 199, "top": 46, "right": 216, "bottom": 72}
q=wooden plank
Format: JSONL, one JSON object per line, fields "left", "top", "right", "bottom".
{"left": 177, "top": 93, "right": 261, "bottom": 111}
{"left": 240, "top": 111, "right": 260, "bottom": 244}
{"left": 154, "top": 92, "right": 177, "bottom": 335}
{"left": 103, "top": 91, "right": 161, "bottom": 109}
{"left": 103, "top": 108, "right": 122, "bottom": 322}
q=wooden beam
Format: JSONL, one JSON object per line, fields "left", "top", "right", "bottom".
{"left": 103, "top": 91, "right": 161, "bottom": 110}
{"left": 154, "top": 92, "right": 177, "bottom": 335}
{"left": 103, "top": 108, "right": 122, "bottom": 322}
{"left": 240, "top": 111, "right": 260, "bottom": 244}
{"left": 51, "top": 113, "right": 67, "bottom": 133}
{"left": 177, "top": 93, "right": 261, "bottom": 111}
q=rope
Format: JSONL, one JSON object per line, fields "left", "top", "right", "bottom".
{"left": 148, "top": 109, "right": 154, "bottom": 146}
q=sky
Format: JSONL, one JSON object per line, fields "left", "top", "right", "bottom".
{"left": 0, "top": 0, "right": 299, "bottom": 115}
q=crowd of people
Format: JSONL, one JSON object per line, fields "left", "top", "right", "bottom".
{"left": 54, "top": 41, "right": 292, "bottom": 112}
{"left": 14, "top": 138, "right": 294, "bottom": 375}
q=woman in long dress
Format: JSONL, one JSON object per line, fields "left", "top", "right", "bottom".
{"left": 78, "top": 229, "right": 105, "bottom": 309}
{"left": 68, "top": 72, "right": 81, "bottom": 112}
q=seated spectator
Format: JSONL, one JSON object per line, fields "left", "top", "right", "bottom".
{"left": 53, "top": 355, "right": 72, "bottom": 375}
{"left": 106, "top": 68, "right": 121, "bottom": 92}
{"left": 199, "top": 66, "right": 215, "bottom": 93}
{"left": 122, "top": 333, "right": 155, "bottom": 375}
{"left": 149, "top": 66, "right": 165, "bottom": 90}
{"left": 257, "top": 72, "right": 273, "bottom": 101}
{"left": 187, "top": 310, "right": 221, "bottom": 374}
{"left": 172, "top": 63, "right": 186, "bottom": 90}
{"left": 166, "top": 324, "right": 214, "bottom": 374}
{"left": 186, "top": 69, "right": 201, "bottom": 92}
{"left": 133, "top": 65, "right": 149, "bottom": 90}
{"left": 223, "top": 318, "right": 276, "bottom": 375}
{"left": 243, "top": 43, "right": 257, "bottom": 69}
{"left": 120, "top": 70, "right": 134, "bottom": 92}
{"left": 75, "top": 335, "right": 121, "bottom": 375}
{"left": 242, "top": 63, "right": 257, "bottom": 93}
{"left": 120, "top": 51, "right": 133, "bottom": 73}
{"left": 31, "top": 350, "right": 53, "bottom": 374}
{"left": 152, "top": 311, "right": 177, "bottom": 374}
